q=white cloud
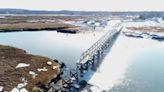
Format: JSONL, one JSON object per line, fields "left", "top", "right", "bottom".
{"left": 0, "top": 0, "right": 164, "bottom": 11}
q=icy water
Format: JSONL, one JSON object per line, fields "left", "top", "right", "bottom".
{"left": 110, "top": 43, "right": 164, "bottom": 92}
{"left": 0, "top": 31, "right": 106, "bottom": 69}
{"left": 88, "top": 33, "right": 164, "bottom": 92}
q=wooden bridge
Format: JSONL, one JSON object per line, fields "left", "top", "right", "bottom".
{"left": 48, "top": 23, "right": 123, "bottom": 92}
{"left": 75, "top": 23, "right": 123, "bottom": 82}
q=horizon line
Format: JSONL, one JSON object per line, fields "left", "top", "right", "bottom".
{"left": 0, "top": 8, "right": 164, "bottom": 12}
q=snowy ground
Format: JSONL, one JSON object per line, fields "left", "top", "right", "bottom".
{"left": 124, "top": 19, "right": 164, "bottom": 28}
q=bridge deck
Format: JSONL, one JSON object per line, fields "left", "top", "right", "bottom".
{"left": 78, "top": 23, "right": 122, "bottom": 64}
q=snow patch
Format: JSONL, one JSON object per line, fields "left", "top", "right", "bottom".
{"left": 52, "top": 66, "right": 57, "bottom": 70}
{"left": 11, "top": 88, "right": 19, "bottom": 92}
{"left": 11, "top": 87, "right": 28, "bottom": 92}
{"left": 16, "top": 63, "right": 30, "bottom": 68}
{"left": 20, "top": 88, "right": 28, "bottom": 92}
{"left": 11, "top": 78, "right": 28, "bottom": 92}
{"left": 124, "top": 20, "right": 164, "bottom": 28}
{"left": 17, "top": 83, "right": 25, "bottom": 89}
{"left": 47, "top": 61, "right": 52, "bottom": 65}
{"left": 29, "top": 71, "right": 38, "bottom": 79}
{"left": 0, "top": 86, "right": 4, "bottom": 91}
{"left": 37, "top": 67, "right": 48, "bottom": 72}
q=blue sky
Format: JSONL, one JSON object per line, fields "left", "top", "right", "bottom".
{"left": 0, "top": 0, "right": 164, "bottom": 11}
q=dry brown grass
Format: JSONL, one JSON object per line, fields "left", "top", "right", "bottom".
{"left": 0, "top": 16, "right": 82, "bottom": 32}
{"left": 0, "top": 15, "right": 107, "bottom": 32}
{"left": 0, "top": 22, "right": 75, "bottom": 30}
{"left": 0, "top": 45, "right": 60, "bottom": 91}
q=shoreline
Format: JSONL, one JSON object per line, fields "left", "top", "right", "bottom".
{"left": 0, "top": 27, "right": 78, "bottom": 34}
{"left": 0, "top": 23, "right": 79, "bottom": 34}
{"left": 0, "top": 16, "right": 83, "bottom": 34}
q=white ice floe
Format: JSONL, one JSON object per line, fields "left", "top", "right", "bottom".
{"left": 37, "top": 67, "right": 48, "bottom": 72}
{"left": 16, "top": 63, "right": 30, "bottom": 68}
{"left": 0, "top": 86, "right": 4, "bottom": 91}
{"left": 29, "top": 71, "right": 38, "bottom": 79}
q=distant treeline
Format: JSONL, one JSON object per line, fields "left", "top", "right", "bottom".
{"left": 0, "top": 9, "right": 164, "bottom": 18}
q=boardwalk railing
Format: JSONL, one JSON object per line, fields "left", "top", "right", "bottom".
{"left": 75, "top": 23, "right": 123, "bottom": 81}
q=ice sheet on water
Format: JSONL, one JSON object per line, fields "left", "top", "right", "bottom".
{"left": 85, "top": 34, "right": 163, "bottom": 91}
{"left": 90, "top": 86, "right": 102, "bottom": 92}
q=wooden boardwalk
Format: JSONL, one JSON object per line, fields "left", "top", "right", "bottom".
{"left": 48, "top": 23, "right": 123, "bottom": 92}
{"left": 75, "top": 23, "right": 123, "bottom": 82}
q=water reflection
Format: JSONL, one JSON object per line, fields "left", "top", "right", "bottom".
{"left": 0, "top": 31, "right": 106, "bottom": 69}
